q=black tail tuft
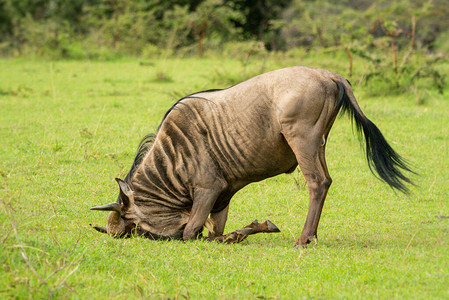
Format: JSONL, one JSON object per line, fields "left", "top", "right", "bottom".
{"left": 336, "top": 82, "right": 415, "bottom": 194}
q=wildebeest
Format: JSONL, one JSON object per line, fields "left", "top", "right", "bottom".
{"left": 90, "top": 66, "right": 413, "bottom": 247}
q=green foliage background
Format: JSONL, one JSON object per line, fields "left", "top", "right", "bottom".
{"left": 1, "top": 0, "right": 449, "bottom": 57}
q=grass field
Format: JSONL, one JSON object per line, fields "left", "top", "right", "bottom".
{"left": 1, "top": 57, "right": 448, "bottom": 299}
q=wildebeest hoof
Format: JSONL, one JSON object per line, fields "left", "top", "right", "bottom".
{"left": 266, "top": 220, "right": 280, "bottom": 233}
{"left": 295, "top": 235, "right": 316, "bottom": 248}
{"left": 294, "top": 239, "right": 309, "bottom": 249}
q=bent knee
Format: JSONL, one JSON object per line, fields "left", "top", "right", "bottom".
{"left": 306, "top": 175, "right": 332, "bottom": 189}
{"left": 183, "top": 225, "right": 202, "bottom": 241}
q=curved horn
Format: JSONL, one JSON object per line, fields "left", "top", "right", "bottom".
{"left": 90, "top": 202, "right": 121, "bottom": 213}
{"left": 94, "top": 226, "right": 108, "bottom": 233}
{"left": 91, "top": 225, "right": 108, "bottom": 234}
{"left": 90, "top": 203, "right": 125, "bottom": 237}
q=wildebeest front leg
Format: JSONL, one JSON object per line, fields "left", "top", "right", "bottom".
{"left": 208, "top": 204, "right": 229, "bottom": 239}
{"left": 183, "top": 186, "right": 225, "bottom": 240}
{"left": 211, "top": 220, "right": 280, "bottom": 244}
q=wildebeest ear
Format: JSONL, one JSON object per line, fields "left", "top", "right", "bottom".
{"left": 115, "top": 178, "right": 134, "bottom": 208}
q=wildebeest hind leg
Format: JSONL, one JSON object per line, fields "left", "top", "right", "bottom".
{"left": 282, "top": 131, "right": 332, "bottom": 247}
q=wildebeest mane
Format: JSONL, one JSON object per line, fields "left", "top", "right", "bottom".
{"left": 157, "top": 88, "right": 223, "bottom": 131}
{"left": 124, "top": 88, "right": 223, "bottom": 182}
{"left": 124, "top": 133, "right": 156, "bottom": 182}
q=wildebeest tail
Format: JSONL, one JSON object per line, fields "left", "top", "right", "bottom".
{"left": 335, "top": 81, "right": 414, "bottom": 194}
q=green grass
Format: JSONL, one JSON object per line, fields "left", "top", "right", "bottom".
{"left": 1, "top": 57, "right": 448, "bottom": 299}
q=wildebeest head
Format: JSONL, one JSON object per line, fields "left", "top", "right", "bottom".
{"left": 90, "top": 178, "right": 139, "bottom": 238}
